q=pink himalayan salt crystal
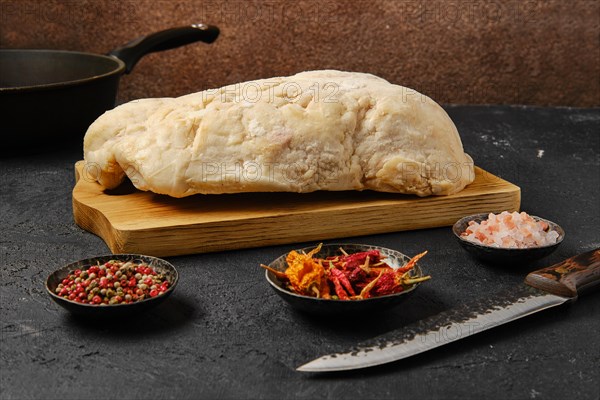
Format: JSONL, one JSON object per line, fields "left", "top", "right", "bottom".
{"left": 461, "top": 211, "right": 560, "bottom": 249}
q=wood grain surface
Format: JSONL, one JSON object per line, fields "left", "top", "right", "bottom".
{"left": 72, "top": 162, "right": 520, "bottom": 256}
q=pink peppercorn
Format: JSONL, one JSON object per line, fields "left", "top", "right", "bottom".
{"left": 56, "top": 260, "right": 169, "bottom": 306}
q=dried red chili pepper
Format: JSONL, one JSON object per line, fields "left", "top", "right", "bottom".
{"left": 328, "top": 250, "right": 382, "bottom": 271}
{"left": 371, "top": 272, "right": 404, "bottom": 297}
{"left": 329, "top": 265, "right": 356, "bottom": 296}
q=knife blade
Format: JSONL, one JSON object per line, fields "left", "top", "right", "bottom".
{"left": 297, "top": 248, "right": 600, "bottom": 372}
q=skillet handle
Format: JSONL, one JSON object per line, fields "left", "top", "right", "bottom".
{"left": 109, "top": 24, "right": 219, "bottom": 74}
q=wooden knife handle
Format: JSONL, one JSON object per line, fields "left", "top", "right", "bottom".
{"left": 525, "top": 248, "right": 600, "bottom": 298}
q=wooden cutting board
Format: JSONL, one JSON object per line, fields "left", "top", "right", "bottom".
{"left": 72, "top": 162, "right": 520, "bottom": 256}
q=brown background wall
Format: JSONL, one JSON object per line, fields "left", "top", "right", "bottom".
{"left": 1, "top": 0, "right": 598, "bottom": 107}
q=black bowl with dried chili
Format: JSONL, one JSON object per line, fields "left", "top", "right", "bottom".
{"left": 262, "top": 243, "right": 430, "bottom": 317}
{"left": 46, "top": 254, "right": 178, "bottom": 318}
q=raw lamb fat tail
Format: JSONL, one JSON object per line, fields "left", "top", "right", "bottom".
{"left": 83, "top": 70, "right": 475, "bottom": 197}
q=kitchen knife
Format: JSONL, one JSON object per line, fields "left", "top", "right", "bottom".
{"left": 297, "top": 248, "right": 600, "bottom": 372}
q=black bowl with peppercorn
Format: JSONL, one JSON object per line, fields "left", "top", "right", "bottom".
{"left": 46, "top": 254, "right": 178, "bottom": 318}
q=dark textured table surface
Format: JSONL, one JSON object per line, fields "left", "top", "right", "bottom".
{"left": 1, "top": 105, "right": 599, "bottom": 400}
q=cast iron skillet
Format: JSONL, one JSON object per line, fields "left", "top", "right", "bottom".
{"left": 0, "top": 23, "right": 219, "bottom": 154}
